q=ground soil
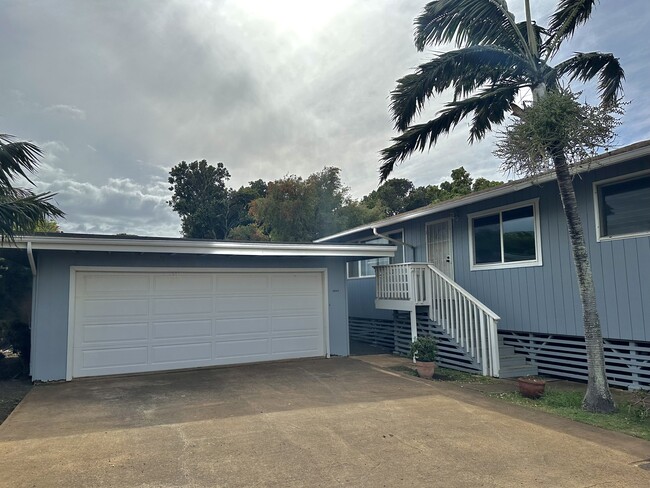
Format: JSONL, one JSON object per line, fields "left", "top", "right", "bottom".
{"left": 0, "top": 355, "right": 32, "bottom": 424}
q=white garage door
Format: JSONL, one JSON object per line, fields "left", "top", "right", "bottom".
{"left": 71, "top": 270, "right": 326, "bottom": 378}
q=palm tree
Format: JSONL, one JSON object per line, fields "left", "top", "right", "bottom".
{"left": 381, "top": 0, "right": 623, "bottom": 413}
{"left": 0, "top": 134, "right": 64, "bottom": 241}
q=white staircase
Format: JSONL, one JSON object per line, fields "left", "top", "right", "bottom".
{"left": 375, "top": 263, "right": 537, "bottom": 378}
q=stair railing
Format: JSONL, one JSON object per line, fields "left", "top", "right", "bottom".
{"left": 426, "top": 265, "right": 501, "bottom": 377}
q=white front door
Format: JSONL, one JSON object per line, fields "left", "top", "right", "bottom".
{"left": 71, "top": 270, "right": 326, "bottom": 378}
{"left": 426, "top": 219, "right": 453, "bottom": 278}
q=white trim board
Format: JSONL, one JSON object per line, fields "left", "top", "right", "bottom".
{"left": 6, "top": 235, "right": 396, "bottom": 258}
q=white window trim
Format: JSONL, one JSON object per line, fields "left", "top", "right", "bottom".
{"left": 424, "top": 218, "right": 454, "bottom": 280}
{"left": 468, "top": 198, "right": 542, "bottom": 271}
{"left": 593, "top": 168, "right": 650, "bottom": 242}
{"left": 347, "top": 229, "right": 405, "bottom": 279}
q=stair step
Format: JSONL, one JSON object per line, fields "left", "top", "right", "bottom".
{"left": 499, "top": 356, "right": 530, "bottom": 368}
{"left": 499, "top": 345, "right": 516, "bottom": 356}
{"left": 498, "top": 365, "right": 539, "bottom": 378}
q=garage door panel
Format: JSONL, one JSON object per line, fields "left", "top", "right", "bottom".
{"left": 73, "top": 270, "right": 325, "bottom": 378}
{"left": 152, "top": 296, "right": 213, "bottom": 316}
{"left": 271, "top": 315, "right": 321, "bottom": 333}
{"left": 271, "top": 335, "right": 320, "bottom": 355}
{"left": 153, "top": 274, "right": 213, "bottom": 293}
{"left": 270, "top": 273, "right": 322, "bottom": 293}
{"left": 80, "top": 274, "right": 150, "bottom": 296}
{"left": 270, "top": 294, "right": 322, "bottom": 314}
{"left": 214, "top": 338, "right": 270, "bottom": 358}
{"left": 215, "top": 295, "right": 269, "bottom": 315}
{"left": 151, "top": 343, "right": 212, "bottom": 364}
{"left": 216, "top": 274, "right": 269, "bottom": 294}
{"left": 83, "top": 322, "right": 149, "bottom": 343}
{"left": 81, "top": 346, "right": 148, "bottom": 370}
{"left": 152, "top": 320, "right": 212, "bottom": 339}
{"left": 82, "top": 299, "right": 149, "bottom": 318}
{"left": 214, "top": 317, "right": 269, "bottom": 335}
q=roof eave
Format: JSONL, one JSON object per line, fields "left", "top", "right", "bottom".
{"left": 4, "top": 236, "right": 396, "bottom": 258}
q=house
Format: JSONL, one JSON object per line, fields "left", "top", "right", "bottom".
{"left": 316, "top": 140, "right": 650, "bottom": 389}
{"left": 1, "top": 235, "right": 394, "bottom": 381}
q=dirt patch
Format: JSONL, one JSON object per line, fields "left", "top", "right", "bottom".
{"left": 0, "top": 355, "right": 32, "bottom": 424}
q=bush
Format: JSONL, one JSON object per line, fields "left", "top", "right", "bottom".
{"left": 409, "top": 336, "right": 437, "bottom": 362}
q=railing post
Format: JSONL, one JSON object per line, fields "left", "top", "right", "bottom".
{"left": 479, "top": 312, "right": 488, "bottom": 376}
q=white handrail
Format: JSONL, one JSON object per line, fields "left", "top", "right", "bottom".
{"left": 374, "top": 263, "right": 501, "bottom": 377}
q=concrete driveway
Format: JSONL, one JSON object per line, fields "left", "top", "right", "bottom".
{"left": 1, "top": 357, "right": 649, "bottom": 488}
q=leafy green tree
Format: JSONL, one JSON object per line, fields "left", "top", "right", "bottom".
{"left": 363, "top": 178, "right": 415, "bottom": 217}
{"left": 168, "top": 160, "right": 231, "bottom": 239}
{"left": 225, "top": 179, "right": 268, "bottom": 233}
{"left": 380, "top": 0, "right": 623, "bottom": 413}
{"left": 0, "top": 134, "right": 64, "bottom": 240}
{"left": 227, "top": 223, "right": 270, "bottom": 241}
{"left": 336, "top": 200, "right": 386, "bottom": 229}
{"left": 250, "top": 167, "right": 348, "bottom": 242}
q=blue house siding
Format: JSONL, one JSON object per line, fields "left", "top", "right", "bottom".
{"left": 31, "top": 251, "right": 350, "bottom": 381}
{"left": 341, "top": 155, "right": 650, "bottom": 344}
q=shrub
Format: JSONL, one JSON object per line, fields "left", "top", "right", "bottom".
{"left": 409, "top": 336, "right": 437, "bottom": 362}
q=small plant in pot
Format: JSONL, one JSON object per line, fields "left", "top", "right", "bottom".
{"left": 517, "top": 376, "right": 546, "bottom": 399}
{"left": 410, "top": 336, "right": 437, "bottom": 379}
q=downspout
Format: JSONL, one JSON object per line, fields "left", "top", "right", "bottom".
{"left": 372, "top": 228, "right": 415, "bottom": 249}
{"left": 27, "top": 241, "right": 37, "bottom": 276}
{"left": 27, "top": 241, "right": 37, "bottom": 378}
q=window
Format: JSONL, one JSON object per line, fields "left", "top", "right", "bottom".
{"left": 469, "top": 201, "right": 541, "bottom": 270}
{"left": 347, "top": 231, "right": 405, "bottom": 278}
{"left": 595, "top": 172, "right": 650, "bottom": 240}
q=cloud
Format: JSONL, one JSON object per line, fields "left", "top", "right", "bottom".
{"left": 1, "top": 0, "right": 648, "bottom": 236}
{"left": 44, "top": 104, "right": 86, "bottom": 120}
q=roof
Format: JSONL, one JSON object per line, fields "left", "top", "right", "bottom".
{"left": 3, "top": 234, "right": 396, "bottom": 258}
{"left": 316, "top": 139, "right": 650, "bottom": 243}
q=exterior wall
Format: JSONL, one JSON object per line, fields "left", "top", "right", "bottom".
{"left": 340, "top": 155, "right": 650, "bottom": 343}
{"left": 31, "top": 251, "right": 350, "bottom": 381}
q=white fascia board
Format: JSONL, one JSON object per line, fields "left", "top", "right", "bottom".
{"left": 316, "top": 140, "right": 650, "bottom": 243}
{"left": 5, "top": 236, "right": 396, "bottom": 258}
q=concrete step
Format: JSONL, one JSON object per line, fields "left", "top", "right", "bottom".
{"left": 498, "top": 364, "right": 539, "bottom": 378}
{"left": 498, "top": 345, "right": 516, "bottom": 356}
{"left": 499, "top": 355, "right": 530, "bottom": 368}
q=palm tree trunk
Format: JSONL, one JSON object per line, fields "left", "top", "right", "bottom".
{"left": 552, "top": 148, "right": 615, "bottom": 413}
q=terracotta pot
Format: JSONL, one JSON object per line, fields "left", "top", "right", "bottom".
{"left": 517, "top": 377, "right": 546, "bottom": 399}
{"left": 416, "top": 361, "right": 436, "bottom": 379}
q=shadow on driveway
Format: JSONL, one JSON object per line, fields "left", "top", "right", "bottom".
{"left": 0, "top": 357, "right": 431, "bottom": 441}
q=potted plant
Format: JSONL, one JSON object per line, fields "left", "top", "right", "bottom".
{"left": 410, "top": 336, "right": 437, "bottom": 379}
{"left": 517, "top": 376, "right": 546, "bottom": 399}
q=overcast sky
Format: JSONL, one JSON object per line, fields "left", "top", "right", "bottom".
{"left": 2, "top": 0, "right": 648, "bottom": 236}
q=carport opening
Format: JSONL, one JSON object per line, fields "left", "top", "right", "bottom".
{"left": 349, "top": 339, "right": 392, "bottom": 356}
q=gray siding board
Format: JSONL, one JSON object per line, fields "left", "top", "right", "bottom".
{"left": 338, "top": 155, "right": 650, "bottom": 343}
{"left": 31, "top": 252, "right": 350, "bottom": 381}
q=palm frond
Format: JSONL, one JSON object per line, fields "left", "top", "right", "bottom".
{"left": 545, "top": 0, "right": 596, "bottom": 57}
{"left": 556, "top": 52, "right": 625, "bottom": 106}
{"left": 390, "top": 45, "right": 531, "bottom": 131}
{"left": 0, "top": 190, "right": 65, "bottom": 241}
{"left": 468, "top": 85, "right": 520, "bottom": 141}
{"left": 0, "top": 134, "right": 42, "bottom": 190}
{"left": 415, "top": 0, "right": 531, "bottom": 57}
{"left": 381, "top": 84, "right": 521, "bottom": 181}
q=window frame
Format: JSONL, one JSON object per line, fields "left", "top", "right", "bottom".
{"left": 346, "top": 229, "right": 405, "bottom": 279}
{"left": 593, "top": 169, "right": 650, "bottom": 242}
{"left": 467, "top": 199, "right": 542, "bottom": 271}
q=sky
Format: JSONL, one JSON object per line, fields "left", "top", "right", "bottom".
{"left": 1, "top": 0, "right": 648, "bottom": 237}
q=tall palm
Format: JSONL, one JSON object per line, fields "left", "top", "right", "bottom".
{"left": 381, "top": 0, "right": 623, "bottom": 413}
{"left": 0, "top": 134, "right": 64, "bottom": 240}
